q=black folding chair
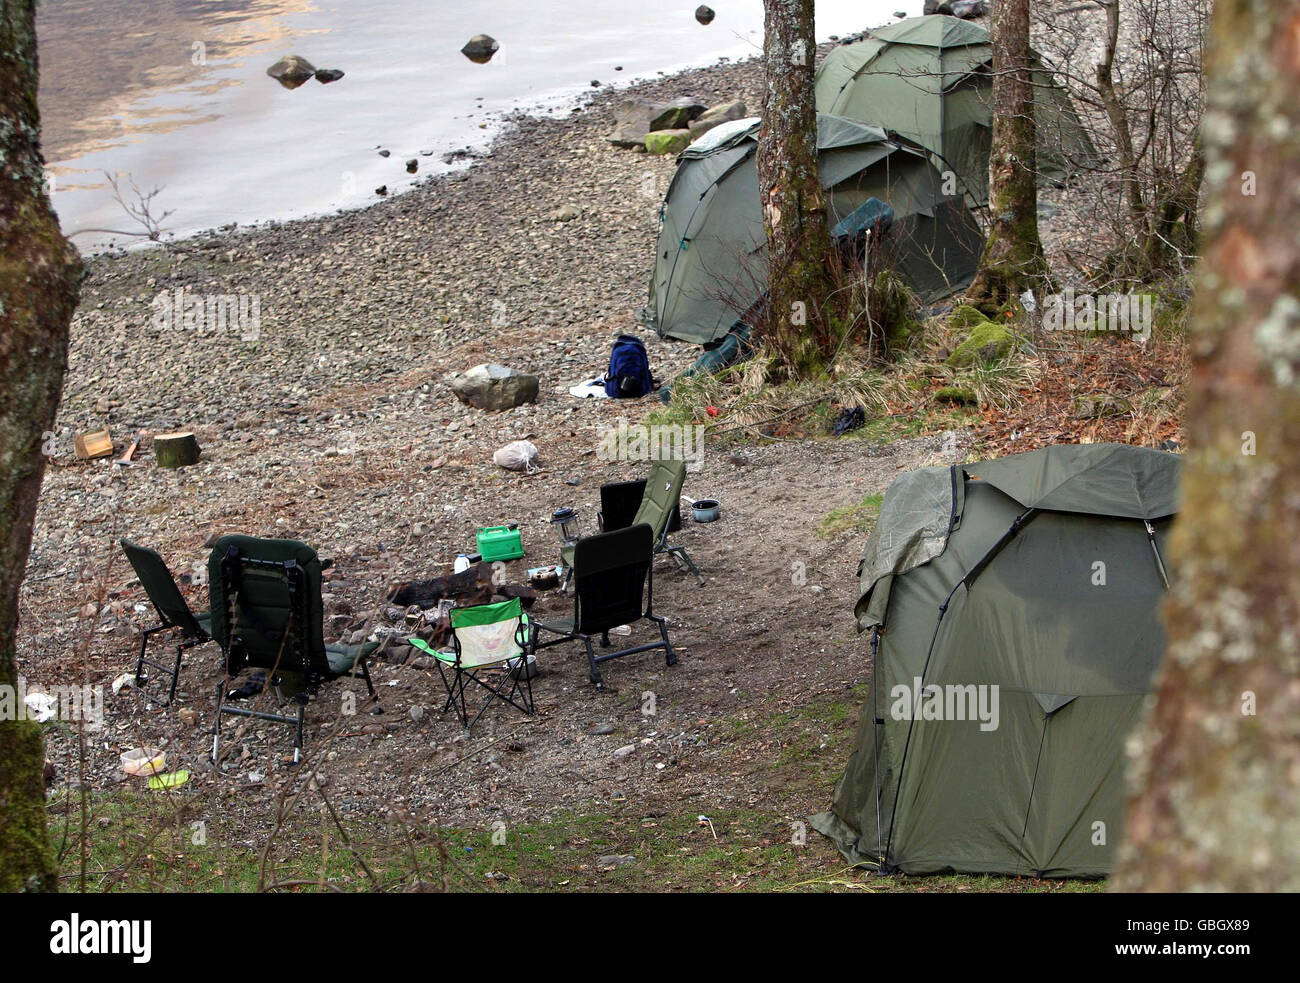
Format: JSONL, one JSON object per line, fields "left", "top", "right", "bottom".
{"left": 120, "top": 539, "right": 212, "bottom": 707}
{"left": 207, "top": 535, "right": 382, "bottom": 763}
{"left": 533, "top": 524, "right": 676, "bottom": 690}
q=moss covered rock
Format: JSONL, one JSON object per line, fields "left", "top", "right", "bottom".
{"left": 935, "top": 385, "right": 978, "bottom": 406}
{"left": 645, "top": 129, "right": 692, "bottom": 155}
{"left": 946, "top": 318, "right": 1015, "bottom": 367}
{"left": 947, "top": 304, "right": 989, "bottom": 331}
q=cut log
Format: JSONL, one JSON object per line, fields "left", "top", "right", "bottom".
{"left": 74, "top": 429, "right": 114, "bottom": 460}
{"left": 154, "top": 431, "right": 201, "bottom": 468}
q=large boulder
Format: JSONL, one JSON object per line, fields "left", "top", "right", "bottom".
{"left": 607, "top": 99, "right": 657, "bottom": 148}
{"left": 266, "top": 55, "right": 316, "bottom": 88}
{"left": 688, "top": 99, "right": 748, "bottom": 140}
{"left": 645, "top": 129, "right": 692, "bottom": 155}
{"left": 650, "top": 98, "right": 706, "bottom": 131}
{"left": 950, "top": 0, "right": 989, "bottom": 19}
{"left": 450, "top": 364, "right": 539, "bottom": 411}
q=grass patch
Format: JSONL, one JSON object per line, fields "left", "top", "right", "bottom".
{"left": 817, "top": 493, "right": 884, "bottom": 539}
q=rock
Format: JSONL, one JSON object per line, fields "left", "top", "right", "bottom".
{"left": 375, "top": 186, "right": 388, "bottom": 196}
{"left": 688, "top": 99, "right": 748, "bottom": 140}
{"left": 924, "top": 1, "right": 949, "bottom": 13}
{"left": 934, "top": 385, "right": 978, "bottom": 406}
{"left": 548, "top": 203, "right": 581, "bottom": 222}
{"left": 314, "top": 68, "right": 345, "bottom": 83}
{"left": 409, "top": 705, "right": 426, "bottom": 723}
{"left": 1072, "top": 394, "right": 1133, "bottom": 419}
{"left": 461, "top": 34, "right": 499, "bottom": 64}
{"left": 378, "top": 149, "right": 391, "bottom": 157}
{"left": 645, "top": 129, "right": 692, "bottom": 155}
{"left": 695, "top": 5, "right": 716, "bottom": 25}
{"left": 606, "top": 99, "right": 658, "bottom": 148}
{"left": 406, "top": 159, "right": 418, "bottom": 173}
{"left": 612, "top": 744, "right": 636, "bottom": 757}
{"left": 950, "top": 0, "right": 989, "bottom": 19}
{"left": 946, "top": 317, "right": 1015, "bottom": 367}
{"left": 894, "top": 10, "right": 907, "bottom": 17}
{"left": 588, "top": 722, "right": 617, "bottom": 736}
{"left": 449, "top": 363, "right": 540, "bottom": 411}
{"left": 948, "top": 319, "right": 1016, "bottom": 368}
{"left": 266, "top": 54, "right": 316, "bottom": 88}
{"left": 650, "top": 99, "right": 706, "bottom": 131}
{"left": 597, "top": 854, "right": 637, "bottom": 869}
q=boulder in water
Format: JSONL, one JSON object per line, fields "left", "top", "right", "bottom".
{"left": 461, "top": 34, "right": 500, "bottom": 64}
{"left": 267, "top": 54, "right": 316, "bottom": 89}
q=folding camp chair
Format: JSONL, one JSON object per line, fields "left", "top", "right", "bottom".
{"left": 120, "top": 539, "right": 213, "bottom": 707}
{"left": 534, "top": 524, "right": 676, "bottom": 690}
{"left": 560, "top": 458, "right": 702, "bottom": 589}
{"left": 409, "top": 597, "right": 535, "bottom": 730}
{"left": 207, "top": 535, "right": 382, "bottom": 763}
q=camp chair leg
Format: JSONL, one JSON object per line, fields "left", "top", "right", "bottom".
{"left": 583, "top": 634, "right": 603, "bottom": 689}
{"left": 649, "top": 613, "right": 676, "bottom": 666}
{"left": 666, "top": 545, "right": 704, "bottom": 586}
{"left": 135, "top": 625, "right": 187, "bottom": 708}
{"left": 601, "top": 631, "right": 611, "bottom": 648}
{"left": 357, "top": 656, "right": 384, "bottom": 714}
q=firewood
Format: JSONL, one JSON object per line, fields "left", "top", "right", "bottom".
{"left": 74, "top": 428, "right": 114, "bottom": 460}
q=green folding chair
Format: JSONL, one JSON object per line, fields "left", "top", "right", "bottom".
{"left": 207, "top": 534, "right": 382, "bottom": 763}
{"left": 120, "top": 539, "right": 213, "bottom": 707}
{"left": 410, "top": 597, "right": 535, "bottom": 729}
{"left": 561, "top": 458, "right": 703, "bottom": 589}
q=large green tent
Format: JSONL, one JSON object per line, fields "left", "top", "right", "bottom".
{"left": 645, "top": 114, "right": 984, "bottom": 346}
{"left": 815, "top": 15, "right": 1097, "bottom": 204}
{"left": 812, "top": 443, "right": 1181, "bottom": 878}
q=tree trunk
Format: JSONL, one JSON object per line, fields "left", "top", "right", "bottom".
{"left": 1115, "top": 0, "right": 1300, "bottom": 891}
{"left": 966, "top": 0, "right": 1050, "bottom": 312}
{"left": 756, "top": 0, "right": 834, "bottom": 378}
{"left": 0, "top": 0, "right": 85, "bottom": 893}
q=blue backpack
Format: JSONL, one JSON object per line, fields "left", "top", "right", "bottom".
{"left": 605, "top": 334, "right": 655, "bottom": 398}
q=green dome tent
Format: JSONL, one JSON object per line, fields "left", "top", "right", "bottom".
{"left": 645, "top": 114, "right": 984, "bottom": 346}
{"left": 815, "top": 15, "right": 1097, "bottom": 205}
{"left": 812, "top": 443, "right": 1181, "bottom": 878}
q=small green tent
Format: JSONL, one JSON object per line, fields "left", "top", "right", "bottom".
{"left": 646, "top": 114, "right": 984, "bottom": 346}
{"left": 815, "top": 15, "right": 1097, "bottom": 205}
{"left": 812, "top": 443, "right": 1181, "bottom": 878}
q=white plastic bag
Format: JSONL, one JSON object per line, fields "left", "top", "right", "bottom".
{"left": 493, "top": 440, "right": 539, "bottom": 472}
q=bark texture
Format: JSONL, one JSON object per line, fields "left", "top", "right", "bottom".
{"left": 1115, "top": 0, "right": 1300, "bottom": 891}
{"left": 756, "top": 0, "right": 834, "bottom": 378}
{"left": 966, "top": 0, "right": 1050, "bottom": 311}
{"left": 0, "top": 0, "right": 84, "bottom": 893}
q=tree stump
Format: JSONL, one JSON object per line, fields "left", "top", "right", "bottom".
{"left": 154, "top": 431, "right": 200, "bottom": 468}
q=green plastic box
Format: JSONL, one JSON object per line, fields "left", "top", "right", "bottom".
{"left": 476, "top": 525, "right": 524, "bottom": 562}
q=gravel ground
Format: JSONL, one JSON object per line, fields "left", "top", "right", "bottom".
{"left": 24, "top": 54, "right": 978, "bottom": 841}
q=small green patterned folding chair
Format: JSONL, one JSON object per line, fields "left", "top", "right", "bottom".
{"left": 207, "top": 534, "right": 382, "bottom": 763}
{"left": 410, "top": 597, "right": 534, "bottom": 729}
{"left": 120, "top": 539, "right": 212, "bottom": 707}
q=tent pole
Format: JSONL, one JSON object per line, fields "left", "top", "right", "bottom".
{"left": 1144, "top": 520, "right": 1170, "bottom": 589}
